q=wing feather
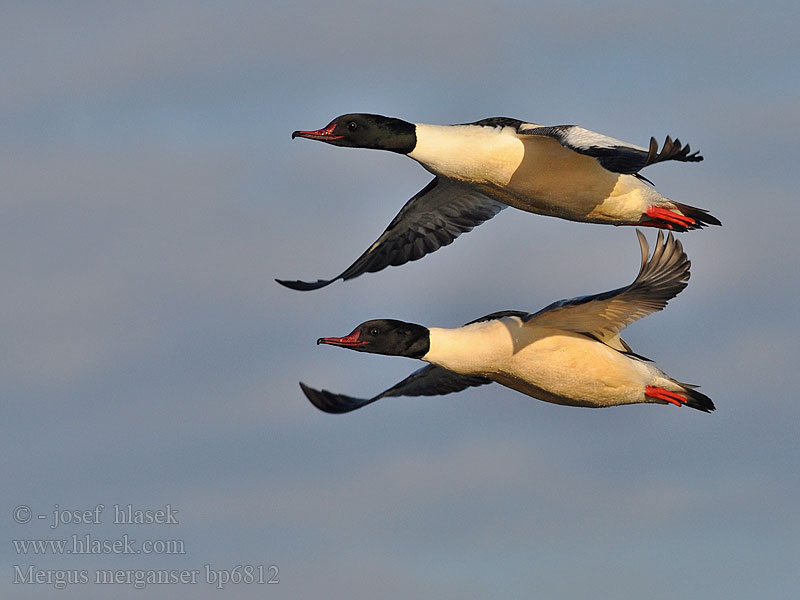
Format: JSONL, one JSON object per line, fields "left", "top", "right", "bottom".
{"left": 300, "top": 366, "right": 491, "bottom": 414}
{"left": 277, "top": 178, "right": 506, "bottom": 290}
{"left": 524, "top": 231, "right": 690, "bottom": 351}
{"left": 518, "top": 125, "right": 703, "bottom": 175}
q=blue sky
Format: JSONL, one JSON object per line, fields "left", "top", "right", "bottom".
{"left": 3, "top": 2, "right": 799, "bottom": 598}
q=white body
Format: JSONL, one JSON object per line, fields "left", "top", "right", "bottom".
{"left": 423, "top": 316, "right": 678, "bottom": 408}
{"left": 409, "top": 123, "right": 666, "bottom": 224}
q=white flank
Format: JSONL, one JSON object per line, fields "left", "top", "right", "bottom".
{"left": 422, "top": 315, "right": 666, "bottom": 408}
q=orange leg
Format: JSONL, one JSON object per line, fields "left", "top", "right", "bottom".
{"left": 643, "top": 207, "right": 697, "bottom": 230}
{"left": 645, "top": 386, "right": 687, "bottom": 407}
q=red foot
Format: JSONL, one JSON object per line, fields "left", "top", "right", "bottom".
{"left": 643, "top": 207, "right": 697, "bottom": 230}
{"left": 645, "top": 386, "right": 687, "bottom": 407}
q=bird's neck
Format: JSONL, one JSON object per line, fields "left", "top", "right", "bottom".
{"left": 423, "top": 320, "right": 516, "bottom": 375}
{"left": 408, "top": 123, "right": 524, "bottom": 184}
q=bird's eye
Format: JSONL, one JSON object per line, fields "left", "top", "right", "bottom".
{"left": 347, "top": 121, "right": 358, "bottom": 132}
{"left": 369, "top": 327, "right": 380, "bottom": 336}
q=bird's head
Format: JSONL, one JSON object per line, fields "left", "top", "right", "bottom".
{"left": 317, "top": 318, "right": 429, "bottom": 358}
{"left": 292, "top": 113, "right": 416, "bottom": 154}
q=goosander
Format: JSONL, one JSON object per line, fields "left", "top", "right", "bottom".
{"left": 301, "top": 230, "right": 714, "bottom": 413}
{"left": 279, "top": 113, "right": 720, "bottom": 291}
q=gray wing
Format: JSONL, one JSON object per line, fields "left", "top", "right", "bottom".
{"left": 524, "top": 230, "right": 690, "bottom": 353}
{"left": 277, "top": 177, "right": 507, "bottom": 291}
{"left": 465, "top": 310, "right": 531, "bottom": 325}
{"left": 518, "top": 124, "right": 703, "bottom": 175}
{"left": 300, "top": 365, "right": 492, "bottom": 414}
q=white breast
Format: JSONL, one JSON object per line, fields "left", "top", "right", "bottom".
{"left": 423, "top": 316, "right": 656, "bottom": 407}
{"left": 423, "top": 318, "right": 519, "bottom": 374}
{"left": 408, "top": 123, "right": 525, "bottom": 186}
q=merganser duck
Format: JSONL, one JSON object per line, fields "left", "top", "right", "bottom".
{"left": 301, "top": 230, "right": 715, "bottom": 413}
{"left": 279, "top": 113, "right": 720, "bottom": 291}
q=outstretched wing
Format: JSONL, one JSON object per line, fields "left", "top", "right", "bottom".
{"left": 465, "top": 309, "right": 531, "bottom": 325}
{"left": 518, "top": 124, "right": 703, "bottom": 176}
{"left": 277, "top": 177, "right": 506, "bottom": 291}
{"left": 300, "top": 365, "right": 492, "bottom": 414}
{"left": 525, "top": 230, "right": 690, "bottom": 353}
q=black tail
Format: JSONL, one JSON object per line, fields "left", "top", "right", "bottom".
{"left": 682, "top": 385, "right": 716, "bottom": 412}
{"left": 673, "top": 201, "right": 722, "bottom": 230}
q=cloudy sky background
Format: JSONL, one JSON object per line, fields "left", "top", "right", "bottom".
{"left": 3, "top": 2, "right": 799, "bottom": 598}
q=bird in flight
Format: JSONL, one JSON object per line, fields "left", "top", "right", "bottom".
{"left": 279, "top": 113, "right": 719, "bottom": 291}
{"left": 301, "top": 230, "right": 714, "bottom": 414}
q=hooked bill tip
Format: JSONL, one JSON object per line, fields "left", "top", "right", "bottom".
{"left": 316, "top": 337, "right": 325, "bottom": 345}
{"left": 291, "top": 131, "right": 300, "bottom": 139}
